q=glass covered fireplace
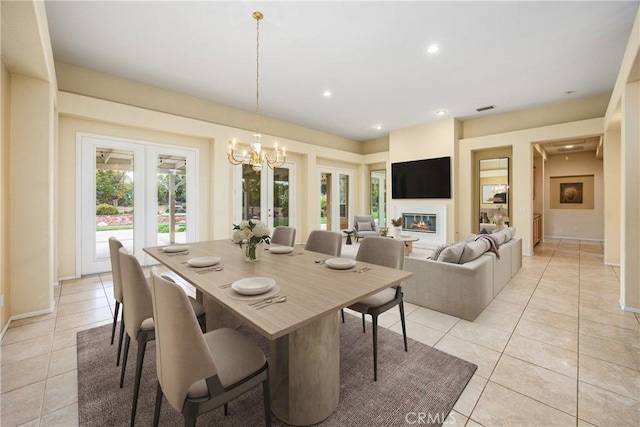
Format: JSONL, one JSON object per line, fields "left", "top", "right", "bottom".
{"left": 402, "top": 213, "right": 437, "bottom": 234}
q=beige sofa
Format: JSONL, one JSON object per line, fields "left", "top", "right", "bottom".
{"left": 402, "top": 229, "right": 522, "bottom": 321}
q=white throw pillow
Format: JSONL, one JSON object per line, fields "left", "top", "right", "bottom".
{"left": 357, "top": 221, "right": 372, "bottom": 231}
{"left": 437, "top": 241, "right": 466, "bottom": 264}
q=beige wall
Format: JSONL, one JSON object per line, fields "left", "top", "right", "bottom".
{"left": 463, "top": 94, "right": 610, "bottom": 139}
{"left": 9, "top": 74, "right": 56, "bottom": 315}
{"left": 389, "top": 118, "right": 458, "bottom": 243}
{"left": 1, "top": 60, "right": 10, "bottom": 329}
{"left": 55, "top": 62, "right": 365, "bottom": 152}
{"left": 604, "top": 127, "right": 621, "bottom": 265}
{"left": 459, "top": 118, "right": 604, "bottom": 256}
{"left": 544, "top": 152, "right": 603, "bottom": 240}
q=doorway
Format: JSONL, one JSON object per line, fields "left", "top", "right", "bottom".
{"left": 319, "top": 167, "right": 353, "bottom": 231}
{"left": 233, "top": 162, "right": 296, "bottom": 229}
{"left": 78, "top": 134, "right": 197, "bottom": 275}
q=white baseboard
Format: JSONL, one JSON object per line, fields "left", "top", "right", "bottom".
{"left": 9, "top": 303, "right": 56, "bottom": 321}
{"left": 544, "top": 235, "right": 604, "bottom": 243}
{"left": 57, "top": 275, "right": 80, "bottom": 282}
{"left": 620, "top": 301, "right": 640, "bottom": 314}
{"left": 0, "top": 320, "right": 10, "bottom": 340}
{"left": 604, "top": 262, "right": 621, "bottom": 267}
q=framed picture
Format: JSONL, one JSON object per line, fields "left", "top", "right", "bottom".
{"left": 549, "top": 175, "right": 593, "bottom": 210}
{"left": 560, "top": 182, "right": 583, "bottom": 203}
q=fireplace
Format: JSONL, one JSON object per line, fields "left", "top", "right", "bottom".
{"left": 402, "top": 213, "right": 437, "bottom": 234}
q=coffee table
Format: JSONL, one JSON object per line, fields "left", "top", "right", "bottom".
{"left": 394, "top": 235, "right": 419, "bottom": 256}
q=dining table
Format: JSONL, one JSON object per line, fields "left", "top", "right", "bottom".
{"left": 144, "top": 239, "right": 413, "bottom": 426}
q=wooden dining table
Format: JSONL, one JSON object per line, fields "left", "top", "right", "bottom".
{"left": 144, "top": 239, "right": 413, "bottom": 426}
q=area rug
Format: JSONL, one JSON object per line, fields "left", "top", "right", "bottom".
{"left": 78, "top": 318, "right": 476, "bottom": 426}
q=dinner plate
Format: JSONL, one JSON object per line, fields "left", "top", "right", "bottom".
{"left": 232, "top": 277, "right": 276, "bottom": 296}
{"left": 269, "top": 246, "right": 294, "bottom": 254}
{"left": 324, "top": 257, "right": 357, "bottom": 270}
{"left": 187, "top": 256, "right": 221, "bottom": 268}
{"left": 162, "top": 245, "right": 190, "bottom": 253}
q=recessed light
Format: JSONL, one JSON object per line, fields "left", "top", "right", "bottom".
{"left": 435, "top": 109, "right": 447, "bottom": 116}
{"left": 323, "top": 90, "right": 332, "bottom": 97}
{"left": 374, "top": 124, "right": 383, "bottom": 130}
{"left": 427, "top": 44, "right": 439, "bottom": 54}
{"left": 562, "top": 90, "right": 575, "bottom": 96}
{"left": 565, "top": 145, "right": 574, "bottom": 149}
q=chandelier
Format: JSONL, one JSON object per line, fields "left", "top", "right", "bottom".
{"left": 228, "top": 11, "right": 286, "bottom": 172}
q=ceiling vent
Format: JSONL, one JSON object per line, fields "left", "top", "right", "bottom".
{"left": 557, "top": 146, "right": 584, "bottom": 152}
{"left": 476, "top": 105, "right": 496, "bottom": 112}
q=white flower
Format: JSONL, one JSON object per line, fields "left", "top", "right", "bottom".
{"left": 252, "top": 221, "right": 270, "bottom": 238}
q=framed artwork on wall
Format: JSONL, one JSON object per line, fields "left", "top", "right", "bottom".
{"left": 549, "top": 175, "right": 594, "bottom": 210}
{"left": 560, "top": 182, "right": 583, "bottom": 204}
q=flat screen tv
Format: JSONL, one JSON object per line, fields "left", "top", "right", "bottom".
{"left": 391, "top": 156, "right": 451, "bottom": 199}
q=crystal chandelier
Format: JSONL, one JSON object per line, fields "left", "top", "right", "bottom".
{"left": 228, "top": 11, "right": 286, "bottom": 172}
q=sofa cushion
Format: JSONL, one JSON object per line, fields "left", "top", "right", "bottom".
{"left": 437, "top": 241, "right": 466, "bottom": 263}
{"left": 459, "top": 239, "right": 490, "bottom": 264}
{"left": 357, "top": 221, "right": 372, "bottom": 231}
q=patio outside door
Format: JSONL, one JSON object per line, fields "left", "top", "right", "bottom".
{"left": 234, "top": 162, "right": 296, "bottom": 230}
{"left": 78, "top": 134, "right": 197, "bottom": 275}
{"left": 319, "top": 167, "right": 352, "bottom": 231}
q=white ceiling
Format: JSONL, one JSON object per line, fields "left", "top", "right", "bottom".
{"left": 44, "top": 1, "right": 639, "bottom": 142}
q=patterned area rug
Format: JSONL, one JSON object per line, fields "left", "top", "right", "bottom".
{"left": 78, "top": 317, "right": 476, "bottom": 426}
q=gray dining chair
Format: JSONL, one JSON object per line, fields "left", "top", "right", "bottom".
{"left": 118, "top": 249, "right": 206, "bottom": 426}
{"left": 150, "top": 268, "right": 271, "bottom": 427}
{"left": 271, "top": 226, "right": 296, "bottom": 247}
{"left": 304, "top": 230, "right": 342, "bottom": 257}
{"left": 347, "top": 236, "right": 408, "bottom": 381}
{"left": 108, "top": 237, "right": 126, "bottom": 366}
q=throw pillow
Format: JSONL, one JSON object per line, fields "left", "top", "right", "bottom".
{"left": 493, "top": 230, "right": 508, "bottom": 245}
{"left": 437, "top": 241, "right": 466, "bottom": 263}
{"left": 429, "top": 243, "right": 450, "bottom": 260}
{"left": 357, "top": 221, "right": 372, "bottom": 231}
{"left": 478, "top": 228, "right": 490, "bottom": 235}
{"left": 459, "top": 239, "right": 490, "bottom": 264}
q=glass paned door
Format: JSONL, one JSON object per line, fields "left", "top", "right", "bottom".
{"left": 370, "top": 169, "right": 387, "bottom": 227}
{"left": 318, "top": 167, "right": 353, "bottom": 232}
{"left": 151, "top": 152, "right": 193, "bottom": 246}
{"left": 80, "top": 135, "right": 197, "bottom": 275}
{"left": 235, "top": 162, "right": 296, "bottom": 230}
{"left": 80, "top": 138, "right": 144, "bottom": 275}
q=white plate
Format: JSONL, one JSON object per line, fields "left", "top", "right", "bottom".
{"left": 187, "top": 256, "right": 221, "bottom": 268}
{"left": 162, "top": 245, "right": 190, "bottom": 253}
{"left": 324, "top": 258, "right": 357, "bottom": 270}
{"left": 269, "top": 246, "right": 294, "bottom": 254}
{"left": 232, "top": 277, "right": 276, "bottom": 296}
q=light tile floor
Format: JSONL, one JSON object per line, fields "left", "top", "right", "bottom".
{"left": 1, "top": 239, "right": 639, "bottom": 426}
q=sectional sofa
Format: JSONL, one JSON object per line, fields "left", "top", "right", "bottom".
{"left": 402, "top": 228, "right": 522, "bottom": 321}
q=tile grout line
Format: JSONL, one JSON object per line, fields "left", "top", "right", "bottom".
{"left": 466, "top": 241, "right": 557, "bottom": 424}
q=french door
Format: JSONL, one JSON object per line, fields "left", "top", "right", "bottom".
{"left": 318, "top": 167, "right": 353, "bottom": 231}
{"left": 78, "top": 134, "right": 197, "bottom": 275}
{"left": 233, "top": 162, "right": 296, "bottom": 230}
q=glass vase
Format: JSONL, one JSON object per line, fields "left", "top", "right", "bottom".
{"left": 395, "top": 226, "right": 403, "bottom": 237}
{"left": 245, "top": 243, "right": 259, "bottom": 262}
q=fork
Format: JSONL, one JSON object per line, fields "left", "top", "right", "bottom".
{"left": 195, "top": 266, "right": 223, "bottom": 274}
{"left": 166, "top": 251, "right": 189, "bottom": 257}
{"left": 353, "top": 267, "right": 371, "bottom": 273}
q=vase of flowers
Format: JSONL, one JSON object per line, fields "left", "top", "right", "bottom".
{"left": 390, "top": 216, "right": 403, "bottom": 237}
{"left": 232, "top": 219, "right": 271, "bottom": 262}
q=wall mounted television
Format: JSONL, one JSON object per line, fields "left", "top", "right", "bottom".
{"left": 391, "top": 156, "right": 451, "bottom": 199}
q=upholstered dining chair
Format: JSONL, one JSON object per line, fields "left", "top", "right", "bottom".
{"left": 347, "top": 236, "right": 408, "bottom": 381}
{"left": 150, "top": 268, "right": 271, "bottom": 427}
{"left": 118, "top": 249, "right": 207, "bottom": 426}
{"left": 353, "top": 215, "right": 379, "bottom": 242}
{"left": 108, "top": 237, "right": 126, "bottom": 366}
{"left": 271, "top": 226, "right": 296, "bottom": 247}
{"left": 304, "top": 230, "right": 342, "bottom": 257}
